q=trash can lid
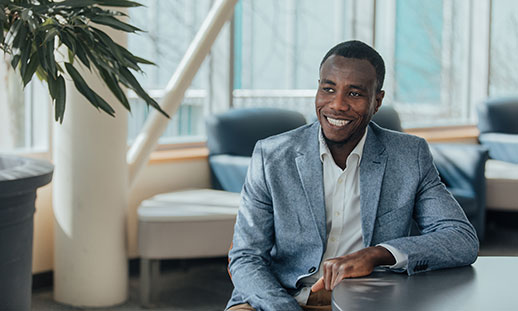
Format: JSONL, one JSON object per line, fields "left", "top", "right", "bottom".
{"left": 0, "top": 155, "right": 54, "bottom": 196}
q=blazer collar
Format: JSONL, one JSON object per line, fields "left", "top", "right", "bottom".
{"left": 360, "top": 122, "right": 388, "bottom": 246}
{"left": 295, "top": 122, "right": 326, "bottom": 244}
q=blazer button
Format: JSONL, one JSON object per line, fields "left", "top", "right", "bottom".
{"left": 308, "top": 267, "right": 316, "bottom": 273}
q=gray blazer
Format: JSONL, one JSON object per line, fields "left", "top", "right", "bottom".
{"left": 227, "top": 122, "right": 478, "bottom": 311}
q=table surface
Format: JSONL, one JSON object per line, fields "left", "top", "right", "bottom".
{"left": 332, "top": 256, "right": 518, "bottom": 311}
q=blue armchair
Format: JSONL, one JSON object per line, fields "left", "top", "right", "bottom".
{"left": 372, "top": 106, "right": 489, "bottom": 239}
{"left": 206, "top": 107, "right": 307, "bottom": 193}
{"left": 477, "top": 97, "right": 518, "bottom": 164}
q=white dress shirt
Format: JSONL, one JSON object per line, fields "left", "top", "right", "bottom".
{"left": 294, "top": 127, "right": 408, "bottom": 305}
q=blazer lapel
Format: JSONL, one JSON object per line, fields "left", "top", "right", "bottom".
{"left": 295, "top": 123, "right": 326, "bottom": 244}
{"left": 360, "top": 124, "right": 387, "bottom": 246}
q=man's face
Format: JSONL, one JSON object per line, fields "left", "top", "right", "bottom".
{"left": 316, "top": 55, "right": 384, "bottom": 145}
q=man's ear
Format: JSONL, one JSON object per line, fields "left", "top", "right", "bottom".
{"left": 374, "top": 90, "right": 385, "bottom": 113}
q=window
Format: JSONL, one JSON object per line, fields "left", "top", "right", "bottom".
{"left": 0, "top": 59, "right": 49, "bottom": 153}
{"left": 233, "top": 0, "right": 350, "bottom": 121}
{"left": 127, "top": 0, "right": 213, "bottom": 144}
{"left": 9, "top": 0, "right": 511, "bottom": 155}
{"left": 127, "top": 0, "right": 352, "bottom": 144}
{"left": 489, "top": 0, "right": 518, "bottom": 97}
{"left": 375, "top": 0, "right": 472, "bottom": 127}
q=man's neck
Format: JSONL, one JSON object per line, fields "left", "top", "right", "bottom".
{"left": 326, "top": 133, "right": 363, "bottom": 170}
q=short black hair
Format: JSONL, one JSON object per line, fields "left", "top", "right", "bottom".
{"left": 320, "top": 40, "right": 385, "bottom": 92}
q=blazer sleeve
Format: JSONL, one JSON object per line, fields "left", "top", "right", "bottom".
{"left": 227, "top": 140, "right": 302, "bottom": 311}
{"left": 381, "top": 139, "right": 479, "bottom": 275}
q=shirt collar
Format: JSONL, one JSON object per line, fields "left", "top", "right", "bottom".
{"left": 319, "top": 125, "right": 369, "bottom": 167}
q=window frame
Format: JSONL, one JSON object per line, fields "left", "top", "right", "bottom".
{"left": 4, "top": 0, "right": 496, "bottom": 156}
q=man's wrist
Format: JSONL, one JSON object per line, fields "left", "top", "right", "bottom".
{"left": 370, "top": 246, "right": 396, "bottom": 266}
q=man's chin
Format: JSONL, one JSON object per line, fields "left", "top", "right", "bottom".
{"left": 323, "top": 135, "right": 351, "bottom": 146}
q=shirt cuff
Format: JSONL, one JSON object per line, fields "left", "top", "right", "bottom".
{"left": 377, "top": 243, "right": 408, "bottom": 270}
{"left": 294, "top": 286, "right": 311, "bottom": 305}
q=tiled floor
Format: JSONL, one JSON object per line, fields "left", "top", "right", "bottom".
{"left": 32, "top": 211, "right": 518, "bottom": 311}
{"left": 32, "top": 258, "right": 233, "bottom": 311}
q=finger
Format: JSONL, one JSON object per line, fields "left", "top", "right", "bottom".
{"left": 330, "top": 264, "right": 340, "bottom": 290}
{"left": 332, "top": 272, "right": 344, "bottom": 290}
{"left": 324, "top": 262, "right": 333, "bottom": 291}
{"left": 311, "top": 277, "right": 324, "bottom": 292}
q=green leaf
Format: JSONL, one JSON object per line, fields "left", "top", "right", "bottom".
{"left": 98, "top": 67, "right": 130, "bottom": 111}
{"left": 35, "top": 66, "right": 48, "bottom": 81}
{"left": 65, "top": 62, "right": 116, "bottom": 116}
{"left": 133, "top": 55, "right": 155, "bottom": 65}
{"left": 68, "top": 48, "right": 75, "bottom": 64}
{"left": 0, "top": 6, "right": 5, "bottom": 44}
{"left": 45, "top": 37, "right": 57, "bottom": 78}
{"left": 52, "top": 0, "right": 97, "bottom": 8}
{"left": 11, "top": 21, "right": 28, "bottom": 49}
{"left": 55, "top": 76, "right": 66, "bottom": 123}
{"left": 91, "top": 28, "right": 124, "bottom": 62}
{"left": 90, "top": 15, "right": 141, "bottom": 33}
{"left": 58, "top": 32, "right": 75, "bottom": 53}
{"left": 94, "top": 0, "right": 143, "bottom": 7}
{"left": 20, "top": 8, "right": 37, "bottom": 32}
{"left": 19, "top": 39, "right": 32, "bottom": 76}
{"left": 118, "top": 67, "right": 168, "bottom": 118}
{"left": 48, "top": 74, "right": 66, "bottom": 123}
{"left": 62, "top": 30, "right": 90, "bottom": 68}
{"left": 23, "top": 52, "right": 39, "bottom": 86}
{"left": 41, "top": 17, "right": 56, "bottom": 27}
{"left": 42, "top": 27, "right": 59, "bottom": 44}
{"left": 11, "top": 54, "right": 21, "bottom": 69}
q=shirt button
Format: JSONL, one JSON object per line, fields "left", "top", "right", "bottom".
{"left": 308, "top": 267, "right": 316, "bottom": 273}
{"left": 335, "top": 211, "right": 340, "bottom": 216}
{"left": 338, "top": 178, "right": 343, "bottom": 184}
{"left": 330, "top": 237, "right": 336, "bottom": 242}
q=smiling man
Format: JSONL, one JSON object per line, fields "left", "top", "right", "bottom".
{"left": 226, "top": 40, "right": 478, "bottom": 311}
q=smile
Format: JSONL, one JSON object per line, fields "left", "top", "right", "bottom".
{"left": 326, "top": 116, "right": 350, "bottom": 127}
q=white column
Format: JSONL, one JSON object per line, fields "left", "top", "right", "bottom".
{"left": 208, "top": 20, "right": 233, "bottom": 114}
{"left": 52, "top": 27, "right": 129, "bottom": 306}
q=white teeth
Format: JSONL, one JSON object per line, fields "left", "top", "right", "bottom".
{"left": 327, "top": 117, "right": 350, "bottom": 127}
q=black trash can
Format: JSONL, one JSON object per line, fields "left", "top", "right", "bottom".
{"left": 0, "top": 155, "right": 53, "bottom": 311}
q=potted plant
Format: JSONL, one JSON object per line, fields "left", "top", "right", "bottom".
{"left": 0, "top": 0, "right": 168, "bottom": 122}
{"left": 0, "top": 1, "right": 166, "bottom": 309}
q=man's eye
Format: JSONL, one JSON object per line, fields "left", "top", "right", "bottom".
{"left": 323, "top": 87, "right": 334, "bottom": 93}
{"left": 349, "top": 91, "right": 361, "bottom": 97}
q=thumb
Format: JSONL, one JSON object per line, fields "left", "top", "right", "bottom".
{"left": 311, "top": 277, "right": 324, "bottom": 292}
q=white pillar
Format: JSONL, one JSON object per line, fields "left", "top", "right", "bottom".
{"left": 52, "top": 27, "right": 129, "bottom": 306}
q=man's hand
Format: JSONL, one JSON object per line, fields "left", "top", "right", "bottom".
{"left": 311, "top": 246, "right": 396, "bottom": 292}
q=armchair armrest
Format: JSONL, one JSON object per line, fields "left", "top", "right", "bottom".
{"left": 209, "top": 155, "right": 251, "bottom": 193}
{"left": 430, "top": 144, "right": 489, "bottom": 239}
{"left": 479, "top": 133, "right": 518, "bottom": 164}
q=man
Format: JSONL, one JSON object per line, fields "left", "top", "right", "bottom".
{"left": 226, "top": 40, "right": 478, "bottom": 311}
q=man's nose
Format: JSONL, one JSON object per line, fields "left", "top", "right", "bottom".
{"left": 329, "top": 92, "right": 349, "bottom": 111}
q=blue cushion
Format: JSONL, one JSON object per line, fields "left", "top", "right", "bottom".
{"left": 209, "top": 155, "right": 250, "bottom": 193}
{"left": 479, "top": 133, "right": 518, "bottom": 164}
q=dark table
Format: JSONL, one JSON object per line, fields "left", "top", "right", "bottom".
{"left": 332, "top": 256, "right": 518, "bottom": 311}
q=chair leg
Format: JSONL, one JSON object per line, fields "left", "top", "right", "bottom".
{"left": 140, "top": 258, "right": 160, "bottom": 308}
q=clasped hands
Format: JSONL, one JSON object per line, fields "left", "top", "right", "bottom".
{"left": 311, "top": 246, "right": 395, "bottom": 292}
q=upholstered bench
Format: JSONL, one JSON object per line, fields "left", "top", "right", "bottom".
{"left": 486, "top": 160, "right": 518, "bottom": 211}
{"left": 137, "top": 189, "right": 240, "bottom": 307}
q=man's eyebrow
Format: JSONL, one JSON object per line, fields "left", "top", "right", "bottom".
{"left": 320, "top": 79, "right": 336, "bottom": 85}
{"left": 349, "top": 84, "right": 368, "bottom": 92}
